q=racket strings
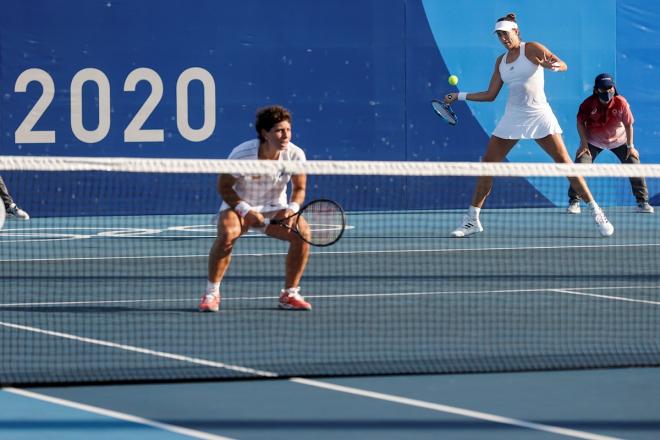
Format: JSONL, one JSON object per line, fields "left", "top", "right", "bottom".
{"left": 300, "top": 201, "right": 345, "bottom": 246}
{"left": 431, "top": 100, "right": 457, "bottom": 125}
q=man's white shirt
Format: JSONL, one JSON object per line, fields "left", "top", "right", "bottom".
{"left": 219, "top": 139, "right": 306, "bottom": 212}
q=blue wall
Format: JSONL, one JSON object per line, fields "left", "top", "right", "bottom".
{"left": 1, "top": 0, "right": 658, "bottom": 214}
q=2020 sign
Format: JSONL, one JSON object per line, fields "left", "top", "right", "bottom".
{"left": 14, "top": 67, "right": 216, "bottom": 144}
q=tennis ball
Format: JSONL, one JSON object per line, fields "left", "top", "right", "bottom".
{"left": 448, "top": 75, "right": 459, "bottom": 86}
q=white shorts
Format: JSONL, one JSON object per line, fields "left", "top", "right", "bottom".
{"left": 211, "top": 203, "right": 287, "bottom": 230}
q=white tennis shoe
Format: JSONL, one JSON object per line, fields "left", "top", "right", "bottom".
{"left": 592, "top": 209, "right": 614, "bottom": 237}
{"left": 199, "top": 293, "right": 220, "bottom": 312}
{"left": 6, "top": 203, "right": 29, "bottom": 220}
{"left": 566, "top": 201, "right": 581, "bottom": 214}
{"left": 450, "top": 215, "right": 483, "bottom": 238}
{"left": 278, "top": 288, "right": 312, "bottom": 310}
{"left": 637, "top": 202, "right": 654, "bottom": 214}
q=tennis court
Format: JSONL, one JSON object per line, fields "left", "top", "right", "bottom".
{"left": 2, "top": 0, "right": 660, "bottom": 437}
{"left": 2, "top": 202, "right": 659, "bottom": 385}
{"left": 1, "top": 159, "right": 659, "bottom": 439}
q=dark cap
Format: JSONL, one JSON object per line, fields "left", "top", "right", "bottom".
{"left": 594, "top": 73, "right": 615, "bottom": 89}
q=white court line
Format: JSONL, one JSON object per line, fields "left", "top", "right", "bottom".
{"left": 289, "top": 378, "right": 622, "bottom": 440}
{"left": 312, "top": 242, "right": 660, "bottom": 255}
{"left": 2, "top": 285, "right": 660, "bottom": 308}
{"left": 2, "top": 387, "right": 234, "bottom": 440}
{"left": 2, "top": 241, "right": 660, "bottom": 263}
{"left": 0, "top": 254, "right": 209, "bottom": 263}
{"left": 551, "top": 289, "right": 660, "bottom": 305}
{"left": 0, "top": 298, "right": 196, "bottom": 307}
{"left": 0, "top": 320, "right": 620, "bottom": 440}
{"left": 0, "top": 321, "right": 277, "bottom": 378}
{"left": 0, "top": 223, "right": 353, "bottom": 242}
{"left": 0, "top": 226, "right": 158, "bottom": 243}
{"left": 310, "top": 285, "right": 660, "bottom": 299}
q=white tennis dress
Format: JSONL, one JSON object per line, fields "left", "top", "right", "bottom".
{"left": 219, "top": 139, "right": 306, "bottom": 213}
{"left": 492, "top": 42, "right": 562, "bottom": 139}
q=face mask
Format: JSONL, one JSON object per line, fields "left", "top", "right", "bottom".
{"left": 598, "top": 90, "right": 614, "bottom": 103}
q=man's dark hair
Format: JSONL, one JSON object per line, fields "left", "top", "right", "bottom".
{"left": 256, "top": 105, "right": 292, "bottom": 141}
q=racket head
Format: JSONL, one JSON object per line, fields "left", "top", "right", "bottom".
{"left": 296, "top": 199, "right": 346, "bottom": 247}
{"left": 431, "top": 99, "right": 458, "bottom": 126}
{"left": 0, "top": 204, "right": 5, "bottom": 230}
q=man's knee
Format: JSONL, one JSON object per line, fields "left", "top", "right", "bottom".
{"left": 289, "top": 235, "right": 310, "bottom": 252}
{"left": 216, "top": 221, "right": 242, "bottom": 247}
{"left": 220, "top": 228, "right": 241, "bottom": 242}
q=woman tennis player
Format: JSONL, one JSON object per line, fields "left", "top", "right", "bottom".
{"left": 444, "top": 13, "right": 614, "bottom": 237}
{"left": 200, "top": 105, "right": 312, "bottom": 312}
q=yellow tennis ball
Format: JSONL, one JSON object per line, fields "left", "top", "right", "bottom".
{"left": 448, "top": 75, "right": 459, "bottom": 86}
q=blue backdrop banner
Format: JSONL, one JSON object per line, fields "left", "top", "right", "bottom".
{"left": 1, "top": 0, "right": 658, "bottom": 213}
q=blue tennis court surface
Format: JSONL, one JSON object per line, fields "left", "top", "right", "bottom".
{"left": 2, "top": 367, "right": 660, "bottom": 439}
{"left": 0, "top": 388, "right": 198, "bottom": 440}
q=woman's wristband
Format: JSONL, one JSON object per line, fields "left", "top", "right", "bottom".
{"left": 457, "top": 92, "right": 467, "bottom": 101}
{"left": 287, "top": 202, "right": 300, "bottom": 213}
{"left": 234, "top": 201, "right": 252, "bottom": 218}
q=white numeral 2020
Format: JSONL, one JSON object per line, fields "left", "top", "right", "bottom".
{"left": 14, "top": 67, "right": 216, "bottom": 144}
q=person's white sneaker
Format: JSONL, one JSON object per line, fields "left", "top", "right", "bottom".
{"left": 450, "top": 215, "right": 483, "bottom": 238}
{"left": 278, "top": 288, "right": 312, "bottom": 310}
{"left": 6, "top": 203, "right": 29, "bottom": 220}
{"left": 566, "top": 201, "right": 581, "bottom": 214}
{"left": 636, "top": 202, "right": 654, "bottom": 214}
{"left": 198, "top": 293, "right": 220, "bottom": 312}
{"left": 593, "top": 209, "right": 614, "bottom": 237}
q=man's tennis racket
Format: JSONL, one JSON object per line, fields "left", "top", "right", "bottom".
{"left": 266, "top": 199, "right": 346, "bottom": 247}
{"left": 431, "top": 99, "right": 458, "bottom": 126}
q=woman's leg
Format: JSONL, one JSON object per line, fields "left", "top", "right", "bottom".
{"left": 450, "top": 136, "right": 517, "bottom": 238}
{"left": 567, "top": 144, "right": 602, "bottom": 203}
{"left": 536, "top": 134, "right": 614, "bottom": 236}
{"left": 265, "top": 213, "right": 310, "bottom": 290}
{"left": 265, "top": 212, "right": 312, "bottom": 310}
{"left": 470, "top": 136, "right": 519, "bottom": 208}
{"left": 200, "top": 210, "right": 246, "bottom": 311}
{"left": 536, "top": 134, "right": 595, "bottom": 203}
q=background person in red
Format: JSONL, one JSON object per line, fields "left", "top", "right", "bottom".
{"left": 568, "top": 73, "right": 654, "bottom": 214}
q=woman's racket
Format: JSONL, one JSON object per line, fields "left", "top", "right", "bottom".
{"left": 266, "top": 199, "right": 346, "bottom": 247}
{"left": 0, "top": 205, "right": 5, "bottom": 230}
{"left": 431, "top": 99, "right": 458, "bottom": 126}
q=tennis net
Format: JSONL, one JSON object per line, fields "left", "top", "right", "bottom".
{"left": 1, "top": 155, "right": 659, "bottom": 385}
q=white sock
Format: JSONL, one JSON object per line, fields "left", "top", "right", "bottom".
{"left": 587, "top": 201, "right": 600, "bottom": 212}
{"left": 282, "top": 287, "right": 300, "bottom": 296}
{"left": 206, "top": 281, "right": 220, "bottom": 296}
{"left": 468, "top": 206, "right": 481, "bottom": 219}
